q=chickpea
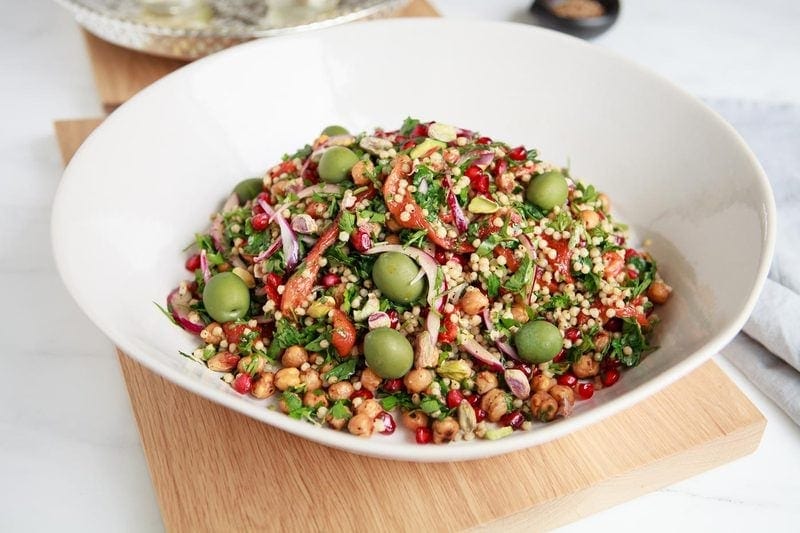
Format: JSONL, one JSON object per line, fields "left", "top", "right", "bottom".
{"left": 385, "top": 234, "right": 401, "bottom": 245}
{"left": 250, "top": 372, "right": 276, "bottom": 399}
{"left": 530, "top": 391, "right": 558, "bottom": 422}
{"left": 277, "top": 395, "right": 292, "bottom": 414}
{"left": 300, "top": 368, "right": 322, "bottom": 392}
{"left": 359, "top": 368, "right": 382, "bottom": 392}
{"left": 401, "top": 410, "right": 429, "bottom": 431}
{"left": 281, "top": 345, "right": 308, "bottom": 369}
{"left": 647, "top": 281, "right": 672, "bottom": 304}
{"left": 326, "top": 406, "right": 352, "bottom": 430}
{"left": 404, "top": 369, "right": 434, "bottom": 394}
{"left": 207, "top": 351, "right": 239, "bottom": 373}
{"left": 594, "top": 332, "right": 610, "bottom": 352}
{"left": 237, "top": 355, "right": 265, "bottom": 375}
{"left": 579, "top": 209, "right": 600, "bottom": 229}
{"left": 480, "top": 389, "right": 509, "bottom": 422}
{"left": 200, "top": 322, "right": 224, "bottom": 345}
{"left": 475, "top": 370, "right": 499, "bottom": 394}
{"left": 351, "top": 159, "right": 374, "bottom": 186}
{"left": 328, "top": 381, "right": 355, "bottom": 401}
{"left": 572, "top": 354, "right": 600, "bottom": 378}
{"left": 216, "top": 263, "right": 231, "bottom": 273}
{"left": 355, "top": 399, "right": 382, "bottom": 419}
{"left": 510, "top": 305, "right": 529, "bottom": 324}
{"left": 458, "top": 287, "right": 489, "bottom": 315}
{"left": 531, "top": 374, "right": 555, "bottom": 393}
{"left": 597, "top": 192, "right": 611, "bottom": 212}
{"left": 548, "top": 385, "right": 575, "bottom": 417}
{"left": 347, "top": 413, "right": 374, "bottom": 438}
{"left": 432, "top": 417, "right": 460, "bottom": 444}
{"left": 303, "top": 389, "right": 328, "bottom": 408}
{"left": 274, "top": 367, "right": 301, "bottom": 391}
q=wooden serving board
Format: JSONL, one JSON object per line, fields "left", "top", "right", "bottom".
{"left": 55, "top": 118, "right": 764, "bottom": 532}
{"left": 59, "top": 1, "right": 765, "bottom": 529}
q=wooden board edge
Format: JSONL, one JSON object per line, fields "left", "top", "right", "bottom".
{"left": 477, "top": 406, "right": 766, "bottom": 532}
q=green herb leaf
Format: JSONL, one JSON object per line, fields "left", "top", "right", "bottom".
{"left": 154, "top": 302, "right": 177, "bottom": 325}
{"left": 339, "top": 211, "right": 356, "bottom": 234}
{"left": 323, "top": 359, "right": 357, "bottom": 382}
{"left": 329, "top": 400, "right": 352, "bottom": 420}
{"left": 486, "top": 274, "right": 501, "bottom": 298}
{"left": 400, "top": 117, "right": 420, "bottom": 136}
{"left": 503, "top": 255, "right": 533, "bottom": 294}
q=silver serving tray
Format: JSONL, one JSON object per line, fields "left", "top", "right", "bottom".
{"left": 56, "top": 0, "right": 409, "bottom": 60}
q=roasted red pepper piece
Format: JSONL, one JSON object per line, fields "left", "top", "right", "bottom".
{"left": 383, "top": 156, "right": 474, "bottom": 253}
{"left": 330, "top": 308, "right": 357, "bottom": 357}
{"left": 545, "top": 236, "right": 574, "bottom": 284}
{"left": 280, "top": 220, "right": 339, "bottom": 317}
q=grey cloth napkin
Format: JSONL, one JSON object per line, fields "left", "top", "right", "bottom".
{"left": 708, "top": 99, "right": 800, "bottom": 425}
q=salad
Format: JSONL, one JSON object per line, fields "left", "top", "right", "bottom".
{"left": 164, "top": 119, "right": 672, "bottom": 444}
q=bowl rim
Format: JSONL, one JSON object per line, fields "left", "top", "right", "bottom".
{"left": 51, "top": 18, "right": 777, "bottom": 462}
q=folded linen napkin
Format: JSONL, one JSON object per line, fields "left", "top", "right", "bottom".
{"left": 707, "top": 99, "right": 800, "bottom": 425}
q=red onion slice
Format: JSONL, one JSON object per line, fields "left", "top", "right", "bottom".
{"left": 368, "top": 312, "right": 392, "bottom": 330}
{"left": 166, "top": 287, "right": 204, "bottom": 334}
{"left": 221, "top": 192, "right": 239, "bottom": 213}
{"left": 460, "top": 338, "right": 505, "bottom": 372}
{"left": 444, "top": 176, "right": 468, "bottom": 233}
{"left": 254, "top": 239, "right": 281, "bottom": 263}
{"left": 482, "top": 309, "right": 522, "bottom": 362}
{"left": 210, "top": 215, "right": 225, "bottom": 252}
{"left": 471, "top": 150, "right": 495, "bottom": 169}
{"left": 199, "top": 249, "right": 211, "bottom": 283}
{"left": 258, "top": 198, "right": 300, "bottom": 272}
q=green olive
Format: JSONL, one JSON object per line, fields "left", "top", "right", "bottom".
{"left": 514, "top": 320, "right": 563, "bottom": 364}
{"left": 363, "top": 328, "right": 414, "bottom": 379}
{"left": 318, "top": 146, "right": 359, "bottom": 183}
{"left": 232, "top": 177, "right": 263, "bottom": 203}
{"left": 321, "top": 125, "right": 349, "bottom": 136}
{"left": 372, "top": 252, "right": 425, "bottom": 304}
{"left": 526, "top": 170, "right": 569, "bottom": 211}
{"left": 202, "top": 272, "right": 250, "bottom": 323}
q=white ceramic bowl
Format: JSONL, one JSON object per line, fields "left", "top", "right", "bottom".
{"left": 52, "top": 19, "right": 775, "bottom": 462}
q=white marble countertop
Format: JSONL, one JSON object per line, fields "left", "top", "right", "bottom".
{"left": 1, "top": 0, "right": 799, "bottom": 531}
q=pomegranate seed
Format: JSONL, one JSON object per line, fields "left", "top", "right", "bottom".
{"left": 465, "top": 394, "right": 480, "bottom": 407}
{"left": 251, "top": 213, "right": 270, "bottom": 232}
{"left": 402, "top": 140, "right": 416, "bottom": 151}
{"left": 185, "top": 254, "right": 201, "bottom": 272}
{"left": 386, "top": 309, "right": 399, "bottom": 329}
{"left": 476, "top": 136, "right": 492, "bottom": 145}
{"left": 321, "top": 273, "right": 341, "bottom": 287}
{"left": 508, "top": 146, "right": 527, "bottom": 161}
{"left": 350, "top": 229, "right": 372, "bottom": 253}
{"left": 565, "top": 328, "right": 581, "bottom": 342}
{"left": 469, "top": 173, "right": 489, "bottom": 194}
{"left": 602, "top": 368, "right": 621, "bottom": 387}
{"left": 415, "top": 427, "right": 432, "bottom": 444}
{"left": 383, "top": 378, "right": 403, "bottom": 393}
{"left": 552, "top": 349, "right": 566, "bottom": 363}
{"left": 512, "top": 363, "right": 533, "bottom": 379}
{"left": 411, "top": 124, "right": 428, "bottom": 138}
{"left": 474, "top": 407, "right": 487, "bottom": 422}
{"left": 377, "top": 411, "right": 396, "bottom": 435}
{"left": 557, "top": 373, "right": 577, "bottom": 388}
{"left": 605, "top": 318, "right": 623, "bottom": 332}
{"left": 266, "top": 273, "right": 282, "bottom": 288}
{"left": 493, "top": 158, "right": 508, "bottom": 177}
{"left": 446, "top": 389, "right": 465, "bottom": 409}
{"left": 465, "top": 165, "right": 483, "bottom": 179}
{"left": 576, "top": 382, "right": 595, "bottom": 400}
{"left": 232, "top": 373, "right": 252, "bottom": 395}
{"left": 350, "top": 389, "right": 374, "bottom": 401}
{"left": 500, "top": 410, "right": 525, "bottom": 429}
{"left": 395, "top": 135, "right": 407, "bottom": 145}
{"left": 434, "top": 248, "right": 448, "bottom": 265}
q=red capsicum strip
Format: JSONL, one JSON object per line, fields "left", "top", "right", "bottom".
{"left": 383, "top": 156, "right": 475, "bottom": 253}
{"left": 280, "top": 219, "right": 339, "bottom": 317}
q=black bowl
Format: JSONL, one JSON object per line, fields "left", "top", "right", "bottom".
{"left": 529, "top": 0, "right": 620, "bottom": 39}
